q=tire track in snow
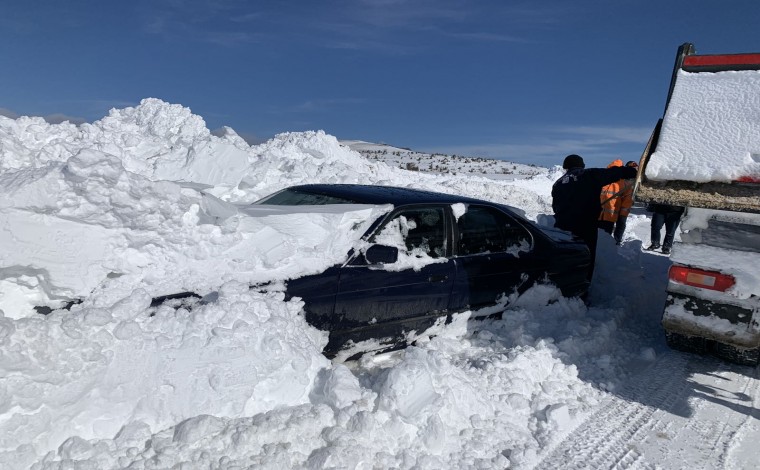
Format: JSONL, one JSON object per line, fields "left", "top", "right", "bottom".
{"left": 724, "top": 364, "right": 760, "bottom": 469}
{"left": 537, "top": 351, "right": 690, "bottom": 469}
{"left": 633, "top": 355, "right": 760, "bottom": 470}
{"left": 686, "top": 361, "right": 760, "bottom": 469}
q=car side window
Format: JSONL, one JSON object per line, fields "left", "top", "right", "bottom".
{"left": 457, "top": 205, "right": 532, "bottom": 256}
{"left": 372, "top": 207, "right": 447, "bottom": 258}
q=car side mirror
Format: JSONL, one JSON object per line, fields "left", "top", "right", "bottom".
{"left": 365, "top": 244, "right": 399, "bottom": 264}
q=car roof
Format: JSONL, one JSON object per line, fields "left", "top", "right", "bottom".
{"left": 285, "top": 184, "right": 492, "bottom": 206}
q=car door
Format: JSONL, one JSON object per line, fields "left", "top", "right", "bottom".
{"left": 330, "top": 205, "right": 456, "bottom": 349}
{"left": 449, "top": 204, "right": 543, "bottom": 312}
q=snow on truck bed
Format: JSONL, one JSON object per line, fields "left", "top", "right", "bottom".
{"left": 646, "top": 69, "right": 760, "bottom": 183}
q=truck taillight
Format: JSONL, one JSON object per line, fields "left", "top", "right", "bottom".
{"left": 668, "top": 265, "right": 735, "bottom": 292}
{"left": 736, "top": 176, "right": 760, "bottom": 183}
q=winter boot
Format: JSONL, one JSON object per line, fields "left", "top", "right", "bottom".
{"left": 646, "top": 243, "right": 661, "bottom": 251}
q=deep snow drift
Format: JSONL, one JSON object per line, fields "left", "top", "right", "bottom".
{"left": 0, "top": 99, "right": 756, "bottom": 470}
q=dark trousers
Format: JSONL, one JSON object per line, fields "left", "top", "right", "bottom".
{"left": 651, "top": 212, "right": 681, "bottom": 249}
{"left": 598, "top": 220, "right": 614, "bottom": 234}
{"left": 613, "top": 215, "right": 627, "bottom": 244}
{"left": 556, "top": 222, "right": 598, "bottom": 281}
{"left": 574, "top": 226, "right": 599, "bottom": 281}
{"left": 598, "top": 216, "right": 627, "bottom": 244}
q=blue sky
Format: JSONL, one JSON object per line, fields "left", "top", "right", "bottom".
{"left": 2, "top": 0, "right": 759, "bottom": 168}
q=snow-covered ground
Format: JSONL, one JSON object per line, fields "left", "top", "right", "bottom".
{"left": 0, "top": 99, "right": 758, "bottom": 469}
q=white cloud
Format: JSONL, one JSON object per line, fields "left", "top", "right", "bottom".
{"left": 420, "top": 124, "right": 652, "bottom": 168}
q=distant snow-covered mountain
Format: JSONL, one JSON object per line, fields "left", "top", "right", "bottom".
{"left": 341, "top": 140, "right": 546, "bottom": 180}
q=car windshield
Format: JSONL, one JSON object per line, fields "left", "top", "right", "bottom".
{"left": 254, "top": 188, "right": 358, "bottom": 205}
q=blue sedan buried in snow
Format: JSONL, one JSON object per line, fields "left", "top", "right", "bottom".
{"left": 253, "top": 184, "right": 590, "bottom": 358}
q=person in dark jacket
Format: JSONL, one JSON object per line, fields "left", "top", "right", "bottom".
{"left": 552, "top": 154, "right": 638, "bottom": 279}
{"left": 646, "top": 203, "right": 685, "bottom": 255}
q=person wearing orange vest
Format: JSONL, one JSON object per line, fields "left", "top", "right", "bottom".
{"left": 598, "top": 159, "right": 638, "bottom": 245}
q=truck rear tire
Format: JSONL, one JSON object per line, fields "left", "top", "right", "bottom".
{"left": 665, "top": 330, "right": 760, "bottom": 367}
{"left": 714, "top": 341, "right": 760, "bottom": 367}
{"left": 664, "top": 330, "right": 709, "bottom": 355}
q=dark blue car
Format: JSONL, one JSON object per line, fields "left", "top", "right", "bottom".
{"left": 254, "top": 184, "right": 590, "bottom": 358}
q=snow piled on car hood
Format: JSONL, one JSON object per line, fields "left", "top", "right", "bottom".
{"left": 0, "top": 149, "right": 388, "bottom": 315}
{"left": 0, "top": 99, "right": 663, "bottom": 470}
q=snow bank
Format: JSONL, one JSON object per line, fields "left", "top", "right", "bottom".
{"left": 0, "top": 99, "right": 673, "bottom": 469}
{"left": 0, "top": 98, "right": 249, "bottom": 181}
{"left": 1, "top": 283, "right": 329, "bottom": 468}
{"left": 646, "top": 69, "right": 760, "bottom": 182}
{"left": 0, "top": 98, "right": 551, "bottom": 318}
{"left": 22, "top": 300, "right": 602, "bottom": 470}
{"left": 0, "top": 149, "right": 386, "bottom": 316}
{"left": 24, "top": 272, "right": 663, "bottom": 470}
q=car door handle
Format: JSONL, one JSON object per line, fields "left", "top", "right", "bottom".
{"left": 428, "top": 275, "right": 449, "bottom": 283}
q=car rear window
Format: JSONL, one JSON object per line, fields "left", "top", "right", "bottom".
{"left": 255, "top": 189, "right": 358, "bottom": 205}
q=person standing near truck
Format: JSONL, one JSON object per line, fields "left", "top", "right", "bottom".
{"left": 552, "top": 154, "right": 638, "bottom": 279}
{"left": 598, "top": 160, "right": 638, "bottom": 245}
{"left": 646, "top": 203, "right": 685, "bottom": 254}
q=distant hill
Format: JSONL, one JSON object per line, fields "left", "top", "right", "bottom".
{"left": 341, "top": 140, "right": 546, "bottom": 181}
